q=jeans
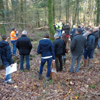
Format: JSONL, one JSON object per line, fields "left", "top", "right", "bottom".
{"left": 5, "top": 64, "right": 11, "bottom": 83}
{"left": 55, "top": 55, "right": 63, "bottom": 72}
{"left": 39, "top": 58, "right": 52, "bottom": 78}
{"left": 98, "top": 38, "right": 100, "bottom": 51}
{"left": 56, "top": 29, "right": 61, "bottom": 38}
{"left": 20, "top": 55, "right": 30, "bottom": 70}
{"left": 11, "top": 42, "right": 17, "bottom": 55}
{"left": 69, "top": 55, "right": 82, "bottom": 72}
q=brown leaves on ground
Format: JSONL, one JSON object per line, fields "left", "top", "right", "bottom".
{"left": 0, "top": 31, "right": 100, "bottom": 100}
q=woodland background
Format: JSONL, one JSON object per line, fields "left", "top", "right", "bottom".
{"left": 0, "top": 0, "right": 100, "bottom": 36}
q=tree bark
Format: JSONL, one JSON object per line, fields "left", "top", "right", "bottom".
{"left": 73, "top": 0, "right": 79, "bottom": 25}
{"left": 66, "top": 0, "right": 69, "bottom": 22}
{"left": 0, "top": 0, "right": 6, "bottom": 35}
{"left": 48, "top": 0, "right": 55, "bottom": 41}
{"left": 96, "top": 0, "right": 100, "bottom": 25}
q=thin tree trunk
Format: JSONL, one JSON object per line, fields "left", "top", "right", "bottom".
{"left": 0, "top": 0, "right": 6, "bottom": 35}
{"left": 53, "top": 0, "right": 55, "bottom": 23}
{"left": 48, "top": 0, "right": 55, "bottom": 41}
{"left": 21, "top": 0, "right": 24, "bottom": 29}
{"left": 59, "top": 0, "right": 62, "bottom": 20}
{"left": 96, "top": 0, "right": 100, "bottom": 25}
{"left": 73, "top": 0, "right": 79, "bottom": 25}
{"left": 66, "top": 0, "right": 69, "bottom": 22}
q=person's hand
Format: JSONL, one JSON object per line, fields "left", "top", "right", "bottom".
{"left": 52, "top": 60, "right": 55, "bottom": 64}
{"left": 11, "top": 64, "right": 13, "bottom": 67}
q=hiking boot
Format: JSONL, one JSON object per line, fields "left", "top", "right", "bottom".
{"left": 45, "top": 77, "right": 51, "bottom": 81}
{"left": 7, "top": 81, "right": 15, "bottom": 84}
{"left": 38, "top": 74, "right": 42, "bottom": 80}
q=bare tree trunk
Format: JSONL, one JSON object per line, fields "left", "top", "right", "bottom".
{"left": 0, "top": 0, "right": 6, "bottom": 35}
{"left": 73, "top": 0, "right": 79, "bottom": 25}
{"left": 48, "top": 0, "right": 55, "bottom": 41}
{"left": 66, "top": 0, "right": 69, "bottom": 22}
{"left": 53, "top": 0, "right": 55, "bottom": 23}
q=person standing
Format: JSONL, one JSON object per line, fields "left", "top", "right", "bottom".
{"left": 10, "top": 28, "right": 18, "bottom": 56}
{"left": 61, "top": 33, "right": 67, "bottom": 65}
{"left": 81, "top": 23, "right": 85, "bottom": 34}
{"left": 93, "top": 27, "right": 99, "bottom": 49}
{"left": 16, "top": 30, "right": 32, "bottom": 71}
{"left": 83, "top": 29, "right": 95, "bottom": 67}
{"left": 98, "top": 24, "right": 100, "bottom": 51}
{"left": 0, "top": 35, "right": 15, "bottom": 84}
{"left": 70, "top": 25, "right": 76, "bottom": 41}
{"left": 83, "top": 27, "right": 89, "bottom": 39}
{"left": 53, "top": 34, "right": 65, "bottom": 72}
{"left": 56, "top": 20, "right": 63, "bottom": 38}
{"left": 37, "top": 33, "right": 55, "bottom": 81}
{"left": 69, "top": 28, "right": 86, "bottom": 73}
{"left": 65, "top": 21, "right": 70, "bottom": 40}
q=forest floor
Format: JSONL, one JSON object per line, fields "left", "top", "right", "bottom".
{"left": 0, "top": 29, "right": 100, "bottom": 100}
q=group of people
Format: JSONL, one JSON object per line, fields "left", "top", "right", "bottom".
{"left": 0, "top": 21, "right": 100, "bottom": 84}
{"left": 0, "top": 29, "right": 32, "bottom": 84}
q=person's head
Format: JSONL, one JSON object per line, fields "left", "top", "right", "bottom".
{"left": 85, "top": 27, "right": 89, "bottom": 31}
{"left": 2, "top": 35, "right": 8, "bottom": 41}
{"left": 54, "top": 33, "right": 59, "bottom": 39}
{"left": 88, "top": 25, "right": 91, "bottom": 29}
{"left": 98, "top": 24, "right": 100, "bottom": 28}
{"left": 73, "top": 25, "right": 76, "bottom": 28}
{"left": 12, "top": 28, "right": 16, "bottom": 31}
{"left": 76, "top": 28, "right": 82, "bottom": 34}
{"left": 22, "top": 30, "right": 27, "bottom": 35}
{"left": 88, "top": 29, "right": 93, "bottom": 34}
{"left": 61, "top": 33, "right": 67, "bottom": 43}
{"left": 77, "top": 26, "right": 81, "bottom": 28}
{"left": 81, "top": 23, "right": 84, "bottom": 27}
{"left": 93, "top": 27, "right": 98, "bottom": 32}
{"left": 66, "top": 21, "right": 69, "bottom": 25}
{"left": 58, "top": 20, "right": 60, "bottom": 23}
{"left": 43, "top": 33, "right": 49, "bottom": 38}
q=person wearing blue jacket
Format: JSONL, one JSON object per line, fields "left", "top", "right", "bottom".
{"left": 0, "top": 35, "right": 15, "bottom": 84}
{"left": 70, "top": 25, "right": 76, "bottom": 41}
{"left": 37, "top": 33, "right": 55, "bottom": 81}
{"left": 84, "top": 29, "right": 95, "bottom": 67}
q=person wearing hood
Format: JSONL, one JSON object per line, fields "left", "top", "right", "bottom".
{"left": 0, "top": 35, "right": 15, "bottom": 84}
{"left": 37, "top": 33, "right": 55, "bottom": 81}
{"left": 83, "top": 29, "right": 95, "bottom": 67}
{"left": 16, "top": 30, "right": 32, "bottom": 71}
{"left": 53, "top": 33, "right": 65, "bottom": 72}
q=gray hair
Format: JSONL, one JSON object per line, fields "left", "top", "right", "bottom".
{"left": 22, "top": 30, "right": 27, "bottom": 35}
{"left": 54, "top": 33, "right": 59, "bottom": 38}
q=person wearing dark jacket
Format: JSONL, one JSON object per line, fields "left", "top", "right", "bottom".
{"left": 83, "top": 29, "right": 95, "bottom": 67}
{"left": 65, "top": 21, "right": 70, "bottom": 39}
{"left": 16, "top": 30, "right": 32, "bottom": 71}
{"left": 98, "top": 24, "right": 100, "bottom": 51}
{"left": 93, "top": 27, "right": 99, "bottom": 49}
{"left": 37, "top": 33, "right": 55, "bottom": 81}
{"left": 53, "top": 33, "right": 65, "bottom": 72}
{"left": 0, "top": 35, "right": 15, "bottom": 84}
{"left": 69, "top": 28, "right": 86, "bottom": 73}
{"left": 70, "top": 25, "right": 76, "bottom": 41}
